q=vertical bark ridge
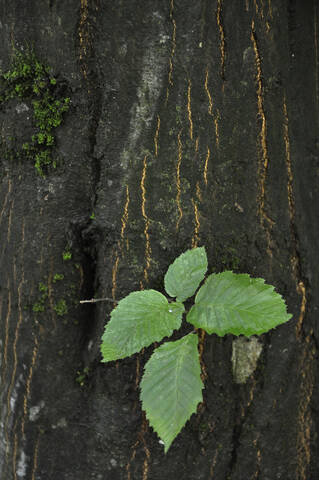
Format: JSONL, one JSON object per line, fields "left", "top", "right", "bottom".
{"left": 205, "top": 69, "right": 213, "bottom": 116}
{"left": 120, "top": 185, "right": 130, "bottom": 256}
{"left": 204, "top": 68, "right": 220, "bottom": 150}
{"left": 111, "top": 252, "right": 119, "bottom": 303}
{"left": 125, "top": 437, "right": 138, "bottom": 480}
{"left": 1, "top": 280, "right": 11, "bottom": 385}
{"left": 253, "top": 0, "right": 264, "bottom": 20}
{"left": 5, "top": 225, "right": 26, "bottom": 472}
{"left": 142, "top": 415, "right": 151, "bottom": 480}
{"left": 126, "top": 413, "right": 150, "bottom": 480}
{"left": 153, "top": 115, "right": 161, "bottom": 157}
{"left": 209, "top": 449, "right": 219, "bottom": 477}
{"left": 203, "top": 145, "right": 210, "bottom": 186}
{"left": 282, "top": 94, "right": 307, "bottom": 339}
{"left": 165, "top": 0, "right": 177, "bottom": 106}
{"left": 78, "top": 0, "right": 90, "bottom": 82}
{"left": 30, "top": 432, "right": 40, "bottom": 480}
{"left": 191, "top": 198, "right": 200, "bottom": 248}
{"left": 110, "top": 185, "right": 130, "bottom": 303}
{"left": 21, "top": 336, "right": 39, "bottom": 437}
{"left": 47, "top": 263, "right": 57, "bottom": 331}
{"left": 3, "top": 262, "right": 21, "bottom": 479}
{"left": 314, "top": 3, "right": 319, "bottom": 106}
{"left": 251, "top": 434, "right": 261, "bottom": 479}
{"left": 0, "top": 177, "right": 12, "bottom": 229}
{"left": 1, "top": 199, "right": 14, "bottom": 263}
{"left": 283, "top": 93, "right": 315, "bottom": 479}
{"left": 140, "top": 155, "right": 151, "bottom": 288}
{"left": 187, "top": 79, "right": 193, "bottom": 140}
{"left": 12, "top": 419, "right": 18, "bottom": 480}
{"left": 175, "top": 130, "right": 183, "bottom": 233}
{"left": 216, "top": 0, "right": 226, "bottom": 88}
{"left": 251, "top": 20, "right": 274, "bottom": 260}
{"left": 267, "top": 0, "right": 273, "bottom": 19}
{"left": 297, "top": 333, "right": 315, "bottom": 480}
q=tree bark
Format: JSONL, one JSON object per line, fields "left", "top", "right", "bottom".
{"left": 1, "top": 1, "right": 319, "bottom": 479}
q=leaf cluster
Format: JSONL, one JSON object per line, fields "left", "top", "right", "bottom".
{"left": 0, "top": 49, "right": 70, "bottom": 176}
{"left": 100, "top": 247, "right": 292, "bottom": 452}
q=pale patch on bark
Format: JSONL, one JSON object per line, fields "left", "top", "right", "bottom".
{"left": 121, "top": 15, "right": 167, "bottom": 170}
{"left": 231, "top": 337, "right": 263, "bottom": 384}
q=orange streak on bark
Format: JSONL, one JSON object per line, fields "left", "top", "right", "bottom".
{"left": 203, "top": 146, "right": 210, "bottom": 186}
{"left": 191, "top": 199, "right": 200, "bottom": 248}
{"left": 4, "top": 270, "right": 24, "bottom": 476}
{"left": 251, "top": 21, "right": 274, "bottom": 258}
{"left": 198, "top": 329, "right": 207, "bottom": 381}
{"left": 31, "top": 432, "right": 41, "bottom": 480}
{"left": 187, "top": 79, "right": 193, "bottom": 140}
{"left": 140, "top": 156, "right": 151, "bottom": 285}
{"left": 283, "top": 96, "right": 313, "bottom": 479}
{"left": 120, "top": 184, "right": 130, "bottom": 254}
{"left": 111, "top": 254, "right": 120, "bottom": 304}
{"left": 195, "top": 136, "right": 199, "bottom": 153}
{"left": 111, "top": 185, "right": 131, "bottom": 301}
{"left": 251, "top": 434, "right": 261, "bottom": 479}
{"left": 205, "top": 68, "right": 220, "bottom": 148}
{"left": 175, "top": 131, "right": 183, "bottom": 232}
{"left": 216, "top": 0, "right": 226, "bottom": 87}
{"left": 126, "top": 414, "right": 150, "bottom": 480}
{"left": 268, "top": 0, "right": 273, "bottom": 18}
{"left": 283, "top": 95, "right": 307, "bottom": 338}
{"left": 165, "top": 0, "right": 176, "bottom": 105}
{"left": 153, "top": 115, "right": 161, "bottom": 156}
{"left": 196, "top": 180, "right": 202, "bottom": 203}
{"left": 295, "top": 282, "right": 307, "bottom": 338}
{"left": 205, "top": 68, "right": 213, "bottom": 115}
{"left": 214, "top": 109, "right": 220, "bottom": 149}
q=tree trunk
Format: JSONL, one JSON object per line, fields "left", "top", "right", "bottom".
{"left": 1, "top": 1, "right": 319, "bottom": 479}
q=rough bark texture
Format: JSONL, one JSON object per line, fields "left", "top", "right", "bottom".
{"left": 1, "top": 1, "right": 319, "bottom": 479}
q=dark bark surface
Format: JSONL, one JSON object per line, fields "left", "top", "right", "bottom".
{"left": 1, "top": 1, "right": 319, "bottom": 479}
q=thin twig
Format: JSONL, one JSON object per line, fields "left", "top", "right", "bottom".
{"left": 80, "top": 295, "right": 176, "bottom": 305}
{"left": 79, "top": 297, "right": 118, "bottom": 304}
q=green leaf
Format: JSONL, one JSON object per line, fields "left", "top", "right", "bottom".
{"left": 101, "top": 290, "right": 184, "bottom": 362}
{"left": 140, "top": 333, "right": 203, "bottom": 453}
{"left": 164, "top": 247, "right": 208, "bottom": 302}
{"left": 186, "top": 271, "right": 292, "bottom": 336}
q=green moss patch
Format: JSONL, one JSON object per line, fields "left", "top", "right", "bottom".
{"left": 0, "top": 49, "right": 70, "bottom": 176}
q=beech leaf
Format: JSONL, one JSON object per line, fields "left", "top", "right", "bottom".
{"left": 140, "top": 333, "right": 203, "bottom": 452}
{"left": 101, "top": 290, "right": 184, "bottom": 362}
{"left": 164, "top": 247, "right": 208, "bottom": 302}
{"left": 186, "top": 271, "right": 292, "bottom": 336}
